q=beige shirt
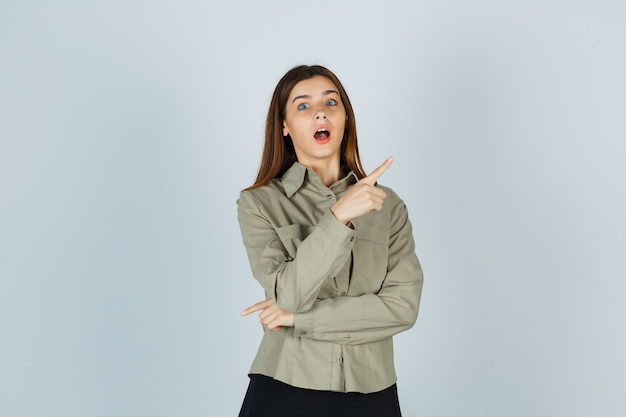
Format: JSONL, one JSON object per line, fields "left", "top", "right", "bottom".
{"left": 237, "top": 162, "right": 423, "bottom": 393}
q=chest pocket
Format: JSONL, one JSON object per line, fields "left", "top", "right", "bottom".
{"left": 276, "top": 224, "right": 316, "bottom": 259}
{"left": 352, "top": 227, "right": 389, "bottom": 294}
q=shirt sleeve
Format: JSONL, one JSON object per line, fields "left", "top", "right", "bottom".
{"left": 293, "top": 193, "right": 424, "bottom": 345}
{"left": 237, "top": 190, "right": 357, "bottom": 313}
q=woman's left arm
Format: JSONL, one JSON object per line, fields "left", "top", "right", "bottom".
{"left": 292, "top": 194, "right": 424, "bottom": 345}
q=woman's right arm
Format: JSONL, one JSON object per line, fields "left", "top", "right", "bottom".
{"left": 237, "top": 190, "right": 356, "bottom": 313}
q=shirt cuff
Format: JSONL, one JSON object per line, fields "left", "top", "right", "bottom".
{"left": 294, "top": 311, "right": 314, "bottom": 337}
{"left": 317, "top": 209, "right": 357, "bottom": 249}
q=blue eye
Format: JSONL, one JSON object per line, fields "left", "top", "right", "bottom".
{"left": 297, "top": 103, "right": 310, "bottom": 110}
{"left": 326, "top": 99, "right": 337, "bottom": 106}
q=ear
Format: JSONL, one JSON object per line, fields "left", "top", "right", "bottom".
{"left": 282, "top": 121, "right": 289, "bottom": 137}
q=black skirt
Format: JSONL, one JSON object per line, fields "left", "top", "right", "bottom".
{"left": 238, "top": 374, "right": 402, "bottom": 417}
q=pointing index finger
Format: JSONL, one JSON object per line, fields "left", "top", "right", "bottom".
{"left": 241, "top": 299, "right": 274, "bottom": 316}
{"left": 362, "top": 157, "right": 393, "bottom": 185}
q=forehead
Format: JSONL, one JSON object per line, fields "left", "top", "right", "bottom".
{"left": 288, "top": 76, "right": 339, "bottom": 99}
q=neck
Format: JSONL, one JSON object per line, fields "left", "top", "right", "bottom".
{"left": 303, "top": 157, "right": 342, "bottom": 187}
{"left": 316, "top": 166, "right": 342, "bottom": 187}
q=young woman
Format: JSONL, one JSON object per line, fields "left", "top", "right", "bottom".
{"left": 237, "top": 65, "right": 423, "bottom": 417}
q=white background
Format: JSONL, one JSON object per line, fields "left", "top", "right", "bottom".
{"left": 1, "top": 1, "right": 625, "bottom": 416}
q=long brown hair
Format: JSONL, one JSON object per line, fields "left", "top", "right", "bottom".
{"left": 246, "top": 65, "right": 366, "bottom": 190}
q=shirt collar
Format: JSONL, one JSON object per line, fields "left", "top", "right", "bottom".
{"left": 281, "top": 161, "right": 358, "bottom": 198}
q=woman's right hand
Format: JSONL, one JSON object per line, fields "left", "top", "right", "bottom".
{"left": 241, "top": 299, "right": 295, "bottom": 331}
{"left": 331, "top": 157, "right": 393, "bottom": 224}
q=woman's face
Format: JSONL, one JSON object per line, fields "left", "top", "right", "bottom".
{"left": 282, "top": 76, "right": 346, "bottom": 168}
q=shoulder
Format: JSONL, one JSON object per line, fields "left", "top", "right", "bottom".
{"left": 376, "top": 184, "right": 404, "bottom": 207}
{"left": 377, "top": 184, "right": 411, "bottom": 225}
{"left": 237, "top": 180, "right": 285, "bottom": 209}
{"left": 375, "top": 184, "right": 414, "bottom": 235}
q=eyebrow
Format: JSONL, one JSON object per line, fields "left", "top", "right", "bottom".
{"left": 292, "top": 90, "right": 340, "bottom": 103}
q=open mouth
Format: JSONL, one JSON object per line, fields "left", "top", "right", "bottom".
{"left": 314, "top": 127, "right": 330, "bottom": 141}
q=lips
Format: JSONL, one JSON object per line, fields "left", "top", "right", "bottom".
{"left": 314, "top": 125, "right": 331, "bottom": 143}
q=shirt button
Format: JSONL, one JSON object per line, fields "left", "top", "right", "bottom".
{"left": 336, "top": 357, "right": 343, "bottom": 363}
{"left": 349, "top": 236, "right": 355, "bottom": 242}
{"left": 325, "top": 194, "right": 333, "bottom": 200}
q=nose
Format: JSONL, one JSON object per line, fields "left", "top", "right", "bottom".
{"left": 314, "top": 108, "right": 327, "bottom": 120}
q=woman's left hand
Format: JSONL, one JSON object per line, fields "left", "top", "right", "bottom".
{"left": 241, "top": 299, "right": 295, "bottom": 331}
